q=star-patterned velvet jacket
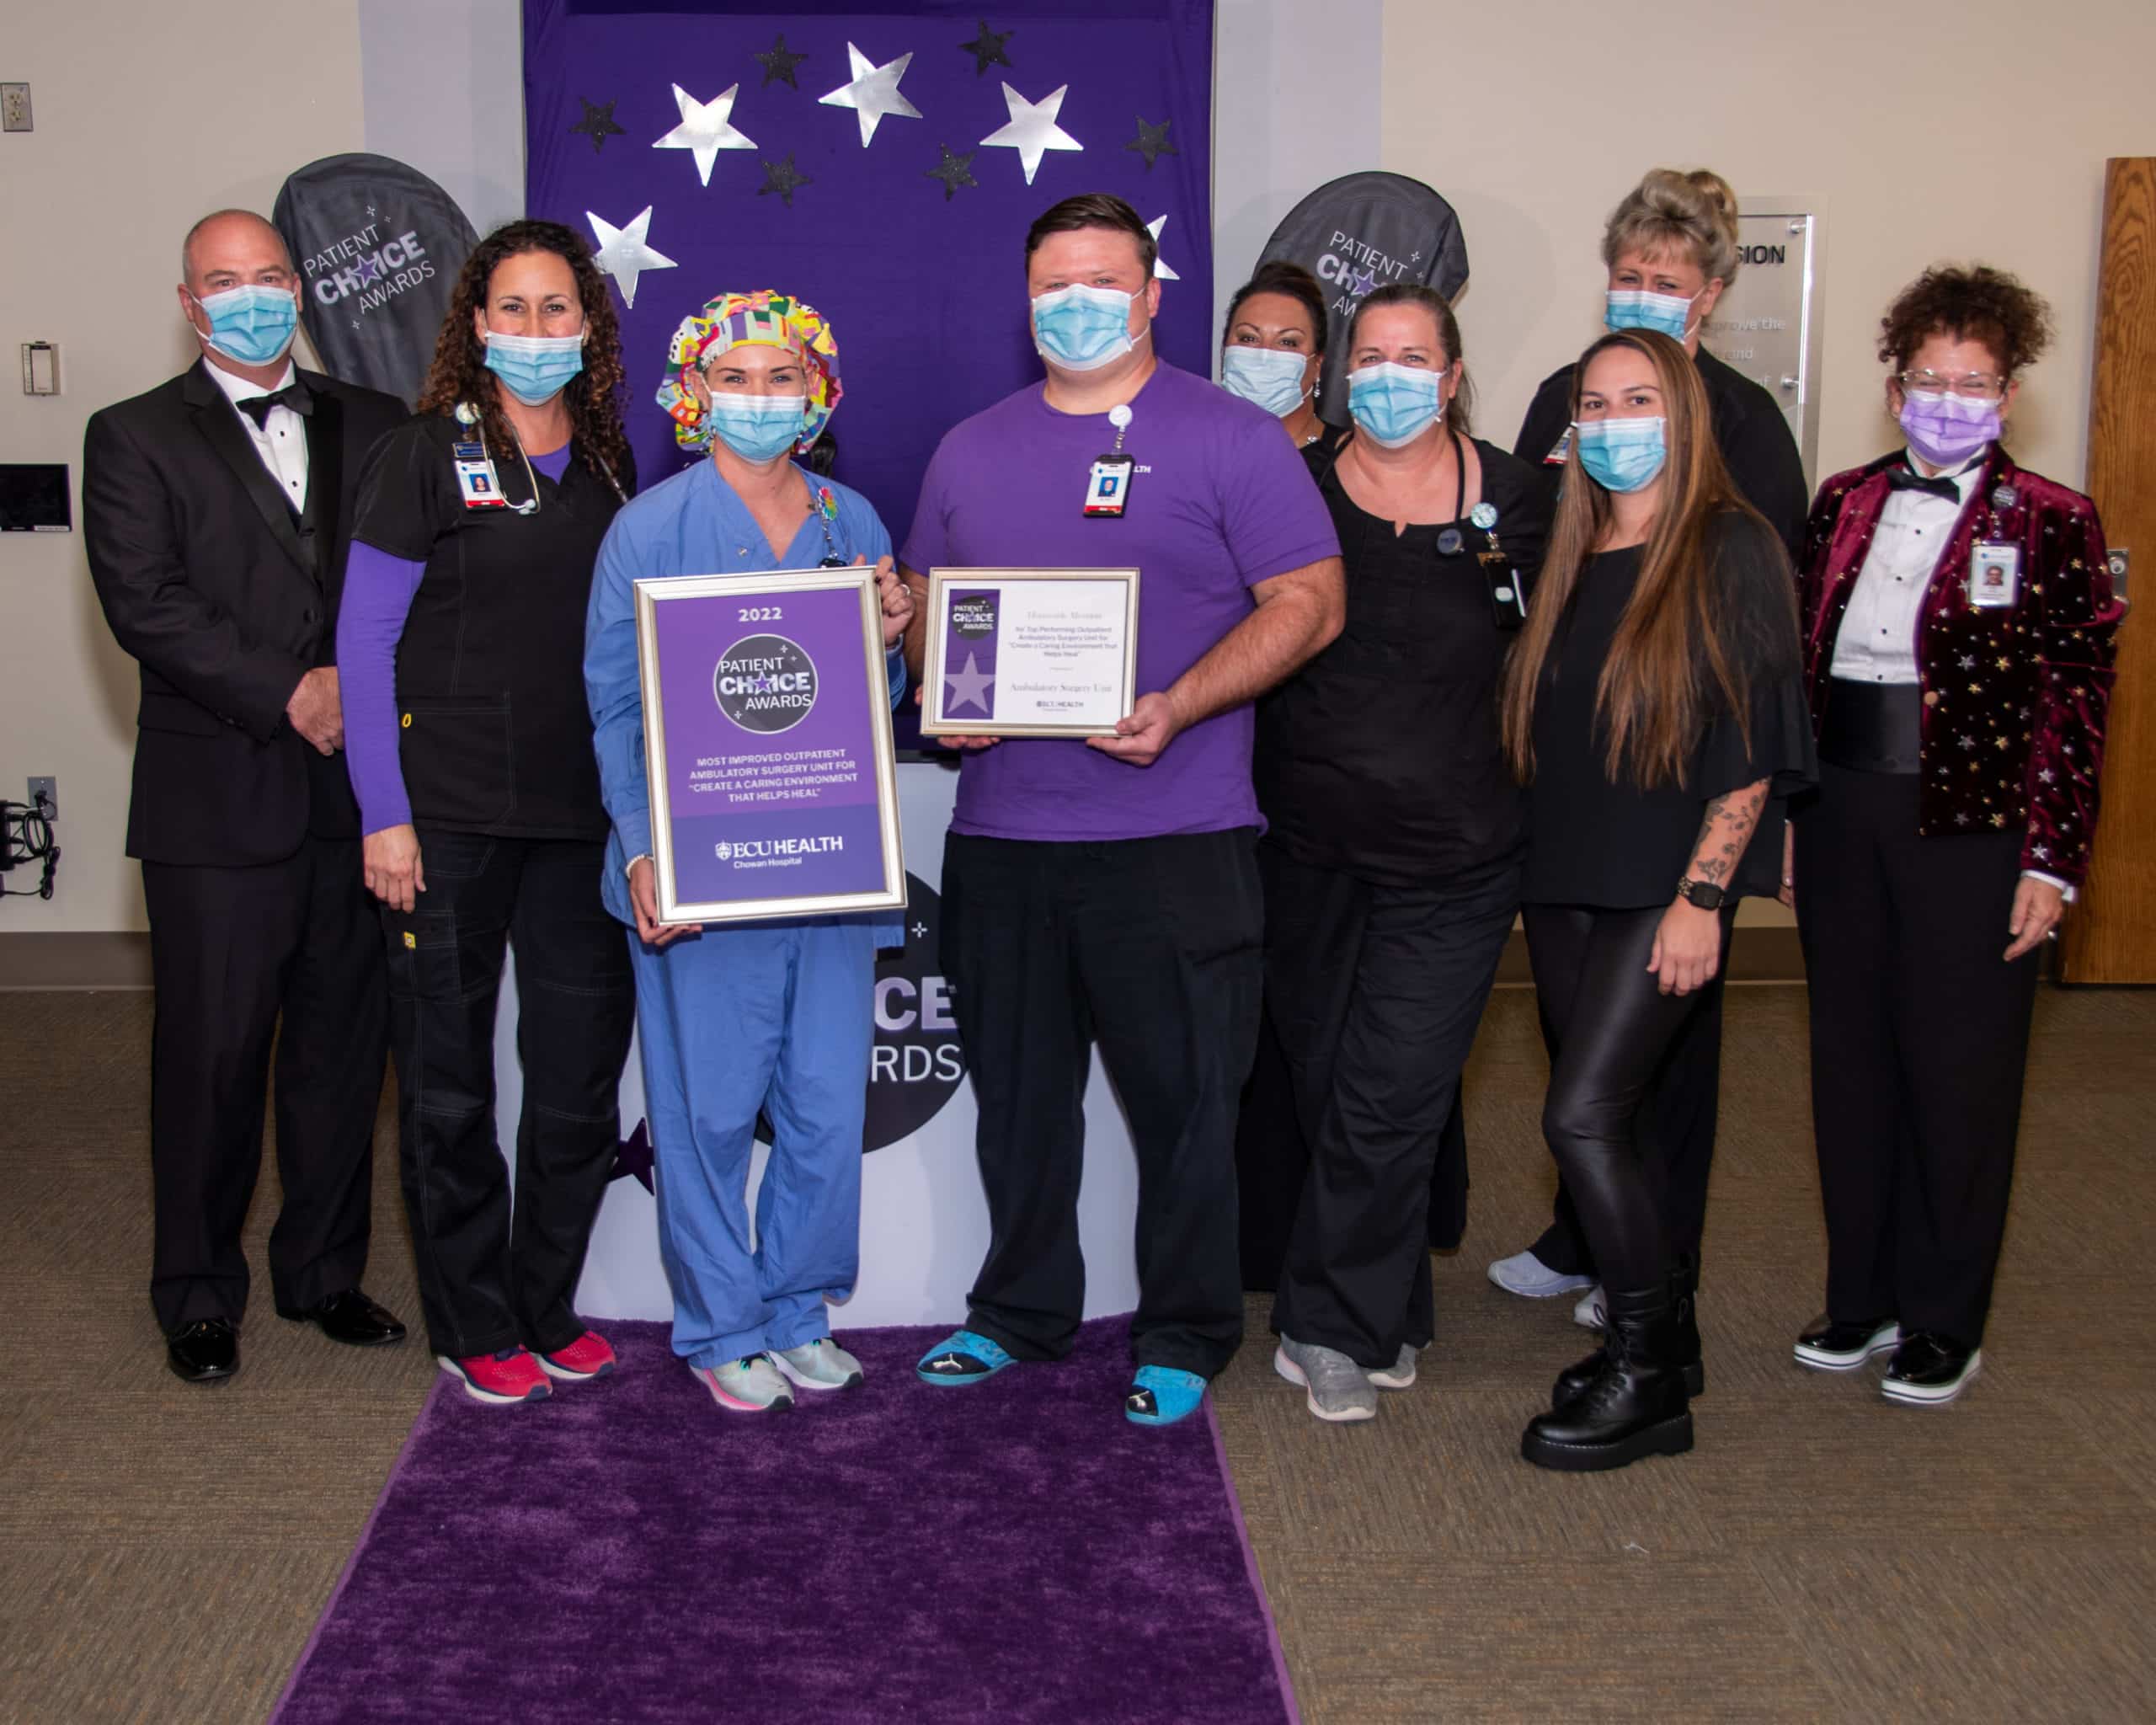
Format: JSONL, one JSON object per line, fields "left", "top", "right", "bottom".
{"left": 1796, "top": 446, "right": 2122, "bottom": 884}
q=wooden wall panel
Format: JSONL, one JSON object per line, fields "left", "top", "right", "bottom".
{"left": 2063, "top": 158, "right": 2156, "bottom": 983}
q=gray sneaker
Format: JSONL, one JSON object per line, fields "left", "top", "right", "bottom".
{"left": 1367, "top": 1343, "right": 1420, "bottom": 1391}
{"left": 773, "top": 1337, "right": 865, "bottom": 1391}
{"left": 1273, "top": 1338, "right": 1378, "bottom": 1423}
{"left": 1573, "top": 1284, "right": 1608, "bottom": 1331}
{"left": 696, "top": 1354, "right": 793, "bottom": 1413}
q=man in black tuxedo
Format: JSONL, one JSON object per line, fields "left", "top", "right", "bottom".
{"left": 85, "top": 209, "right": 411, "bottom": 1383}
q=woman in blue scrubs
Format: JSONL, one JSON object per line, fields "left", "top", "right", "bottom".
{"left": 584, "top": 291, "right": 913, "bottom": 1413}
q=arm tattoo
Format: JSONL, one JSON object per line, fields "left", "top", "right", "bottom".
{"left": 1688, "top": 780, "right": 1769, "bottom": 886}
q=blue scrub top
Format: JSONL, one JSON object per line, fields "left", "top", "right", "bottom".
{"left": 584, "top": 457, "right": 907, "bottom": 932}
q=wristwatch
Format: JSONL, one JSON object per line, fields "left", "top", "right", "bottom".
{"left": 1675, "top": 877, "right": 1726, "bottom": 911}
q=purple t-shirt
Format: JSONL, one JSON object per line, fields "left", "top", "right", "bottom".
{"left": 901, "top": 362, "right": 1339, "bottom": 841}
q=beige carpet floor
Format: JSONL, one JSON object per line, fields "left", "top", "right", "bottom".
{"left": 1, "top": 985, "right": 2150, "bottom": 1723}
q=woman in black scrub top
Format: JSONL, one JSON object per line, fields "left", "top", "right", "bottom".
{"left": 1494, "top": 168, "right": 1810, "bottom": 1319}
{"left": 1500, "top": 328, "right": 1811, "bottom": 1471}
{"left": 1257, "top": 284, "right": 1552, "bottom": 1423}
{"left": 1227, "top": 265, "right": 1478, "bottom": 1291}
{"left": 338, "top": 219, "right": 638, "bottom": 1407}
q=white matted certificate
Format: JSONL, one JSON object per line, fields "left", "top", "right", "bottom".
{"left": 921, "top": 567, "right": 1140, "bottom": 739}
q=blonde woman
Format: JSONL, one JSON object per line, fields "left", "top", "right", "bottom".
{"left": 1500, "top": 330, "right": 1812, "bottom": 1471}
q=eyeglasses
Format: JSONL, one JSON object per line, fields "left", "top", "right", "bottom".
{"left": 1897, "top": 369, "right": 2007, "bottom": 401}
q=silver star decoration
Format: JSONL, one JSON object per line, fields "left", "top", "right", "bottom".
{"left": 819, "top": 43, "right": 922, "bottom": 148}
{"left": 654, "top": 83, "right": 756, "bottom": 187}
{"left": 586, "top": 206, "right": 678, "bottom": 310}
{"left": 911, "top": 921, "right": 929, "bottom": 939}
{"left": 1145, "top": 216, "right": 1181, "bottom": 281}
{"left": 979, "top": 82, "right": 1081, "bottom": 185}
{"left": 943, "top": 652, "right": 995, "bottom": 715}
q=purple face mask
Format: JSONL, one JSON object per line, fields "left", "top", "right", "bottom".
{"left": 1898, "top": 389, "right": 2001, "bottom": 469}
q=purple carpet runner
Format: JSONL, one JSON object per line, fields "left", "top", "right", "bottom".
{"left": 273, "top": 1318, "right": 1298, "bottom": 1723}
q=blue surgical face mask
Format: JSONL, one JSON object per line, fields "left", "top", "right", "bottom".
{"left": 1572, "top": 415, "right": 1668, "bottom": 493}
{"left": 190, "top": 283, "right": 300, "bottom": 366}
{"left": 1348, "top": 361, "right": 1447, "bottom": 449}
{"left": 706, "top": 392, "right": 807, "bottom": 464}
{"left": 482, "top": 328, "right": 586, "bottom": 406}
{"left": 1031, "top": 283, "right": 1145, "bottom": 372}
{"left": 1604, "top": 288, "right": 1697, "bottom": 342}
{"left": 1220, "top": 345, "right": 1310, "bottom": 418}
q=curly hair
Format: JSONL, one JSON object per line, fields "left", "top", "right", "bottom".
{"left": 1877, "top": 264, "right": 2053, "bottom": 377}
{"left": 415, "top": 219, "right": 631, "bottom": 484}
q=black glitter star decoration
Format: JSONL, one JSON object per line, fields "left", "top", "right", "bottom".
{"left": 1125, "top": 115, "right": 1177, "bottom": 170}
{"left": 925, "top": 143, "right": 979, "bottom": 201}
{"left": 958, "top": 20, "right": 1014, "bottom": 76}
{"left": 755, "top": 32, "right": 810, "bottom": 89}
{"left": 758, "top": 152, "right": 814, "bottom": 208}
{"left": 569, "top": 96, "right": 626, "bottom": 155}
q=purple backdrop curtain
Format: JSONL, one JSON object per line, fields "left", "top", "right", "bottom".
{"left": 523, "top": 0, "right": 1214, "bottom": 543}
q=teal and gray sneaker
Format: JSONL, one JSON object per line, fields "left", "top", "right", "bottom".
{"left": 696, "top": 1354, "right": 793, "bottom": 1413}
{"left": 1124, "top": 1365, "right": 1208, "bottom": 1426}
{"left": 916, "top": 1329, "right": 1017, "bottom": 1385}
{"left": 773, "top": 1337, "right": 865, "bottom": 1392}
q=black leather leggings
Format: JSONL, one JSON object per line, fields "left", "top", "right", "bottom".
{"left": 1523, "top": 903, "right": 1734, "bottom": 1295}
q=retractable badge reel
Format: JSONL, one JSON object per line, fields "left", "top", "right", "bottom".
{"left": 451, "top": 402, "right": 508, "bottom": 511}
{"left": 1084, "top": 403, "right": 1134, "bottom": 518}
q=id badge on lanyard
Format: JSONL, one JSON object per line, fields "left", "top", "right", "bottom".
{"left": 453, "top": 441, "right": 508, "bottom": 510}
{"left": 1967, "top": 541, "right": 2021, "bottom": 608}
{"left": 1084, "top": 403, "right": 1136, "bottom": 519}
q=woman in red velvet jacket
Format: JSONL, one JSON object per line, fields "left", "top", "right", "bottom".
{"left": 1787, "top": 264, "right": 2122, "bottom": 1407}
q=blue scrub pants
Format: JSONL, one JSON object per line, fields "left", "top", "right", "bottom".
{"left": 627, "top": 920, "right": 875, "bottom": 1369}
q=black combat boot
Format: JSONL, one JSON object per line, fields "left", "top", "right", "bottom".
{"left": 1550, "top": 1253, "right": 1703, "bottom": 1407}
{"left": 1523, "top": 1285, "right": 1694, "bottom": 1472}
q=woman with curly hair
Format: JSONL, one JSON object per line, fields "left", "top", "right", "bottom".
{"left": 335, "top": 218, "right": 638, "bottom": 1405}
{"left": 1787, "top": 265, "right": 2122, "bottom": 1407}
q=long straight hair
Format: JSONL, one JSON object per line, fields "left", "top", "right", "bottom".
{"left": 1499, "top": 329, "right": 1764, "bottom": 788}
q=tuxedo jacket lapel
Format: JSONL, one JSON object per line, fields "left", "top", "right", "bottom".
{"left": 180, "top": 360, "right": 312, "bottom": 579}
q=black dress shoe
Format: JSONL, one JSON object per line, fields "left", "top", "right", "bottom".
{"left": 1882, "top": 1331, "right": 1981, "bottom": 1406}
{"left": 167, "top": 1318, "right": 238, "bottom": 1384}
{"left": 279, "top": 1288, "right": 408, "bottom": 1347}
{"left": 1793, "top": 1315, "right": 1900, "bottom": 1373}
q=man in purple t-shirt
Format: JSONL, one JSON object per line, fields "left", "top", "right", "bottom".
{"left": 901, "top": 194, "right": 1343, "bottom": 1427}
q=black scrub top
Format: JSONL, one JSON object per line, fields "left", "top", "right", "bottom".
{"left": 1255, "top": 432, "right": 1552, "bottom": 888}
{"left": 1515, "top": 345, "right": 1808, "bottom": 555}
{"left": 1524, "top": 510, "right": 1814, "bottom": 909}
{"left": 352, "top": 414, "right": 635, "bottom": 841}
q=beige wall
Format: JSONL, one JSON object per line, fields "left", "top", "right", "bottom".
{"left": 1381, "top": 0, "right": 2156, "bottom": 489}
{"left": 0, "top": 3, "right": 364, "bottom": 933}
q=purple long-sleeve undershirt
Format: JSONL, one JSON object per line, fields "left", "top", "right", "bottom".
{"left": 339, "top": 444, "right": 574, "bottom": 835}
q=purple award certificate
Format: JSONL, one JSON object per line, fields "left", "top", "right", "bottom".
{"left": 921, "top": 567, "right": 1139, "bottom": 738}
{"left": 634, "top": 568, "right": 905, "bottom": 924}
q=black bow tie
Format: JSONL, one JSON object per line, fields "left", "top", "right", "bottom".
{"left": 1886, "top": 463, "right": 1963, "bottom": 504}
{"left": 235, "top": 382, "right": 312, "bottom": 428}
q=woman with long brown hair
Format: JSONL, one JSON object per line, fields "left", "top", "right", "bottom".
{"left": 1502, "top": 328, "right": 1811, "bottom": 1471}
{"left": 336, "top": 218, "right": 638, "bottom": 1406}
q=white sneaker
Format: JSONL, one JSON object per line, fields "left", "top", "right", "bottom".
{"left": 1573, "top": 1284, "right": 1607, "bottom": 1331}
{"left": 1366, "top": 1343, "right": 1420, "bottom": 1391}
{"left": 772, "top": 1337, "right": 865, "bottom": 1391}
{"left": 1273, "top": 1338, "right": 1378, "bottom": 1423}
{"left": 696, "top": 1354, "right": 793, "bottom": 1413}
{"left": 1487, "top": 1250, "right": 1596, "bottom": 1299}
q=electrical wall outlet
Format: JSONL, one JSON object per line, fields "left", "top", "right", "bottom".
{"left": 29, "top": 776, "right": 56, "bottom": 818}
{"left": 0, "top": 85, "right": 31, "bottom": 133}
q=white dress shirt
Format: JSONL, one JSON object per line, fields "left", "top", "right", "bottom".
{"left": 1828, "top": 446, "right": 2070, "bottom": 899}
{"left": 1828, "top": 454, "right": 1979, "bottom": 685}
{"left": 204, "top": 357, "right": 309, "bottom": 512}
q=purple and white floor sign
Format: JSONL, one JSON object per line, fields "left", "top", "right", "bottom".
{"left": 926, "top": 569, "right": 1137, "bottom": 736}
{"left": 641, "top": 573, "right": 902, "bottom": 921}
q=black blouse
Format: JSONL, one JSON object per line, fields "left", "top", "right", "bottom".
{"left": 1256, "top": 433, "right": 1551, "bottom": 887}
{"left": 1524, "top": 511, "right": 1814, "bottom": 909}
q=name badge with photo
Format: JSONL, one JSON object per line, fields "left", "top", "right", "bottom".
{"left": 1083, "top": 455, "right": 1134, "bottom": 518}
{"left": 456, "top": 456, "right": 507, "bottom": 510}
{"left": 1967, "top": 542, "right": 2021, "bottom": 608}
